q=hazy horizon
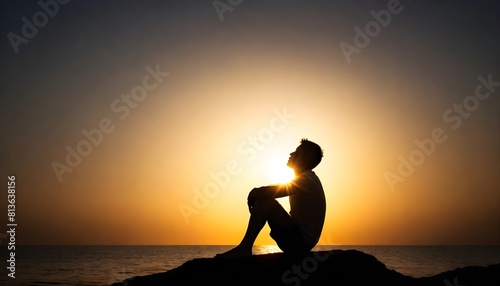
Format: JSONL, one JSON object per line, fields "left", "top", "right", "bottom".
{"left": 10, "top": 243, "right": 500, "bottom": 246}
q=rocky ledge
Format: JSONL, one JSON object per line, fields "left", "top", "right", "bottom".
{"left": 110, "top": 249, "right": 500, "bottom": 286}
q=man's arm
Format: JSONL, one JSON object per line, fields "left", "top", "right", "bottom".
{"left": 247, "top": 183, "right": 301, "bottom": 211}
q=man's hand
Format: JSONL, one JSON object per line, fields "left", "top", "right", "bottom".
{"left": 247, "top": 188, "right": 258, "bottom": 213}
{"left": 247, "top": 187, "right": 267, "bottom": 213}
{"left": 247, "top": 186, "right": 279, "bottom": 212}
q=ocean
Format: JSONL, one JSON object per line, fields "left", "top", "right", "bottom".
{"left": 0, "top": 245, "right": 499, "bottom": 286}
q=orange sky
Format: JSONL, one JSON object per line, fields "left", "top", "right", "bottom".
{"left": 1, "top": 1, "right": 499, "bottom": 246}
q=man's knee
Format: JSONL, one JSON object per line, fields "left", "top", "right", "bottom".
{"left": 253, "top": 198, "right": 279, "bottom": 210}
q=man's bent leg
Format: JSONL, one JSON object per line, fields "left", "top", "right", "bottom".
{"left": 216, "top": 198, "right": 290, "bottom": 258}
{"left": 240, "top": 198, "right": 292, "bottom": 248}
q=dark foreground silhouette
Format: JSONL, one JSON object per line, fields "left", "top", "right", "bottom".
{"left": 110, "top": 249, "right": 500, "bottom": 286}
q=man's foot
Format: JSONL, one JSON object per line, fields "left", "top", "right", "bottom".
{"left": 215, "top": 245, "right": 252, "bottom": 258}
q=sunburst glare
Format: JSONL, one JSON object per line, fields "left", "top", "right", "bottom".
{"left": 265, "top": 155, "right": 295, "bottom": 184}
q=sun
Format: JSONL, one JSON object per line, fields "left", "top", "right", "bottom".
{"left": 265, "top": 155, "right": 295, "bottom": 184}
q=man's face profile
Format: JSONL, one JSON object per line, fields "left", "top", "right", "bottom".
{"left": 287, "top": 145, "right": 304, "bottom": 169}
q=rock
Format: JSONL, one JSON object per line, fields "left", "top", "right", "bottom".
{"left": 110, "top": 249, "right": 500, "bottom": 286}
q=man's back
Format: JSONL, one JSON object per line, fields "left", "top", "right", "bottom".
{"left": 289, "top": 170, "right": 326, "bottom": 249}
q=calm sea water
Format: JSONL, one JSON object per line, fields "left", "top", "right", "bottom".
{"left": 0, "top": 245, "right": 499, "bottom": 286}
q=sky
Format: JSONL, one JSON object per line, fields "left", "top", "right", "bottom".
{"left": 0, "top": 0, "right": 499, "bottom": 246}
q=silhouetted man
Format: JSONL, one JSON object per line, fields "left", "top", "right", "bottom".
{"left": 217, "top": 138, "right": 326, "bottom": 257}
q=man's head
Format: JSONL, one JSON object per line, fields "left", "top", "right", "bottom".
{"left": 287, "top": 138, "right": 323, "bottom": 172}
